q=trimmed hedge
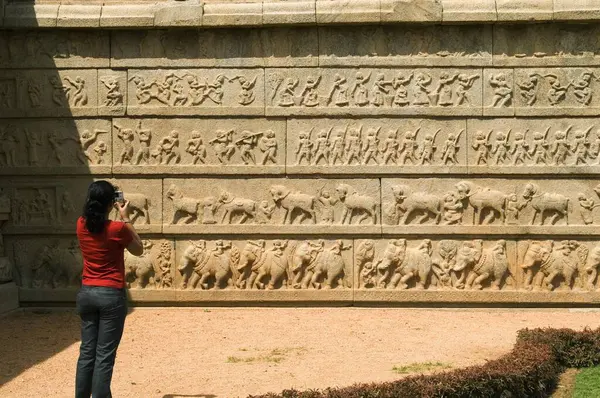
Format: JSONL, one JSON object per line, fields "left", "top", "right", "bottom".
{"left": 248, "top": 327, "right": 600, "bottom": 398}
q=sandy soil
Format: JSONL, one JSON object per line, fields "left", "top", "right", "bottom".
{"left": 1, "top": 307, "right": 599, "bottom": 398}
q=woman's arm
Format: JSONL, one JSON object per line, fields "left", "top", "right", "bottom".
{"left": 116, "top": 200, "right": 144, "bottom": 256}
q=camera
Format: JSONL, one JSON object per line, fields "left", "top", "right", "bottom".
{"left": 114, "top": 190, "right": 124, "bottom": 203}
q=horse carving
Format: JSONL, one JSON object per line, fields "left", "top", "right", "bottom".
{"left": 387, "top": 185, "right": 442, "bottom": 225}
{"left": 216, "top": 191, "right": 257, "bottom": 224}
{"left": 166, "top": 184, "right": 200, "bottom": 224}
{"left": 336, "top": 184, "right": 378, "bottom": 225}
{"left": 454, "top": 181, "right": 509, "bottom": 225}
{"left": 32, "top": 241, "right": 83, "bottom": 288}
{"left": 521, "top": 183, "right": 570, "bottom": 225}
{"left": 269, "top": 185, "right": 316, "bottom": 224}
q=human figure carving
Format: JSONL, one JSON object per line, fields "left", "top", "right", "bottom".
{"left": 344, "top": 126, "right": 363, "bottom": 165}
{"left": 413, "top": 73, "right": 432, "bottom": 106}
{"left": 351, "top": 72, "right": 371, "bottom": 106}
{"left": 391, "top": 72, "right": 413, "bottom": 107}
{"left": 472, "top": 130, "right": 492, "bottom": 165}
{"left": 361, "top": 127, "right": 380, "bottom": 165}
{"left": 434, "top": 72, "right": 458, "bottom": 106}
{"left": 230, "top": 75, "right": 257, "bottom": 105}
{"left": 577, "top": 193, "right": 598, "bottom": 225}
{"left": 63, "top": 76, "right": 88, "bottom": 107}
{"left": 571, "top": 126, "right": 593, "bottom": 165}
{"left": 397, "top": 128, "right": 420, "bottom": 165}
{"left": 380, "top": 129, "right": 399, "bottom": 165}
{"left": 545, "top": 74, "right": 571, "bottom": 106}
{"left": 418, "top": 129, "right": 440, "bottom": 165}
{"left": 529, "top": 128, "right": 550, "bottom": 165}
{"left": 48, "top": 76, "right": 69, "bottom": 107}
{"left": 517, "top": 74, "right": 540, "bottom": 106}
{"left": 510, "top": 130, "right": 531, "bottom": 165}
{"left": 489, "top": 73, "right": 512, "bottom": 107}
{"left": 114, "top": 124, "right": 135, "bottom": 165}
{"left": 572, "top": 71, "right": 598, "bottom": 105}
{"left": 550, "top": 126, "right": 572, "bottom": 165}
{"left": 235, "top": 130, "right": 262, "bottom": 165}
{"left": 27, "top": 80, "right": 41, "bottom": 108}
{"left": 300, "top": 76, "right": 321, "bottom": 107}
{"left": 455, "top": 73, "right": 480, "bottom": 106}
{"left": 258, "top": 130, "right": 278, "bottom": 165}
{"left": 100, "top": 76, "right": 123, "bottom": 106}
{"left": 186, "top": 131, "right": 206, "bottom": 165}
{"left": 329, "top": 126, "right": 347, "bottom": 165}
{"left": 355, "top": 240, "right": 376, "bottom": 288}
{"left": 277, "top": 78, "right": 298, "bottom": 107}
{"left": 327, "top": 74, "right": 349, "bottom": 106}
{"left": 24, "top": 128, "right": 42, "bottom": 166}
{"left": 312, "top": 128, "right": 332, "bottom": 166}
{"left": 440, "top": 129, "right": 463, "bottom": 165}
{"left": 210, "top": 130, "right": 236, "bottom": 164}
{"left": 441, "top": 192, "right": 463, "bottom": 225}
{"left": 134, "top": 121, "right": 152, "bottom": 165}
{"left": 491, "top": 130, "right": 511, "bottom": 165}
{"left": 370, "top": 73, "right": 392, "bottom": 107}
{"left": 295, "top": 129, "right": 314, "bottom": 166}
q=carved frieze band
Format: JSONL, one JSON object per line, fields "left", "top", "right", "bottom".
{"left": 9, "top": 237, "right": 600, "bottom": 301}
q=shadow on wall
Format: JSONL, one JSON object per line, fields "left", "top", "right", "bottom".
{"left": 0, "top": 1, "right": 115, "bottom": 387}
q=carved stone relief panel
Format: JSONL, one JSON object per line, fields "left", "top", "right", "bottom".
{"left": 124, "top": 239, "right": 175, "bottom": 290}
{"left": 515, "top": 68, "right": 600, "bottom": 116}
{"left": 0, "top": 69, "right": 99, "bottom": 118}
{"left": 266, "top": 68, "right": 483, "bottom": 116}
{"left": 517, "top": 239, "right": 600, "bottom": 292}
{"left": 0, "top": 30, "right": 110, "bottom": 69}
{"left": 286, "top": 118, "right": 467, "bottom": 174}
{"left": 126, "top": 68, "right": 265, "bottom": 116}
{"left": 108, "top": 178, "right": 163, "bottom": 233}
{"left": 174, "top": 238, "right": 353, "bottom": 292}
{"left": 0, "top": 178, "right": 89, "bottom": 234}
{"left": 467, "top": 118, "right": 600, "bottom": 172}
{"left": 354, "top": 239, "right": 517, "bottom": 292}
{"left": 7, "top": 236, "right": 83, "bottom": 289}
{"left": 111, "top": 28, "right": 317, "bottom": 68}
{"left": 493, "top": 24, "right": 600, "bottom": 67}
{"left": 112, "top": 118, "right": 285, "bottom": 175}
{"left": 319, "top": 25, "right": 492, "bottom": 67}
{"left": 98, "top": 70, "right": 127, "bottom": 116}
{"left": 483, "top": 68, "right": 515, "bottom": 116}
{"left": 381, "top": 178, "right": 600, "bottom": 235}
{"left": 162, "top": 178, "right": 381, "bottom": 234}
{"left": 0, "top": 119, "right": 112, "bottom": 174}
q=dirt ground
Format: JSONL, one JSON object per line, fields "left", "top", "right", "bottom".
{"left": 1, "top": 307, "right": 599, "bottom": 398}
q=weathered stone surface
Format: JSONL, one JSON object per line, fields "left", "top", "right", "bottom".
{"left": 0, "top": 283, "right": 19, "bottom": 314}
{"left": 441, "top": 0, "right": 497, "bottom": 22}
{"left": 202, "top": 2, "right": 262, "bottom": 26}
{"left": 3, "top": 3, "right": 59, "bottom": 28}
{"left": 263, "top": 0, "right": 316, "bottom": 25}
{"left": 318, "top": 25, "right": 492, "bottom": 67}
{"left": 316, "top": 0, "right": 381, "bottom": 24}
{"left": 57, "top": 5, "right": 102, "bottom": 28}
{"left": 100, "top": 3, "right": 158, "bottom": 27}
{"left": 154, "top": 1, "right": 203, "bottom": 27}
{"left": 554, "top": 0, "right": 600, "bottom": 21}
{"left": 381, "top": 0, "right": 442, "bottom": 22}
{"left": 496, "top": 0, "right": 553, "bottom": 21}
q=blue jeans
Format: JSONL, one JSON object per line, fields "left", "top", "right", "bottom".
{"left": 75, "top": 285, "right": 127, "bottom": 398}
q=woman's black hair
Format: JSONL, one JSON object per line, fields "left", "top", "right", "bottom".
{"left": 82, "top": 180, "right": 115, "bottom": 234}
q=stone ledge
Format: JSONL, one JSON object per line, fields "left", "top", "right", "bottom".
{"left": 3, "top": 1, "right": 600, "bottom": 28}
{"left": 0, "top": 282, "right": 19, "bottom": 314}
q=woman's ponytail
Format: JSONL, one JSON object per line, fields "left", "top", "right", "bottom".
{"left": 82, "top": 181, "right": 115, "bottom": 234}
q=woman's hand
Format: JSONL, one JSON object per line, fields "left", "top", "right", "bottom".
{"left": 114, "top": 200, "right": 131, "bottom": 222}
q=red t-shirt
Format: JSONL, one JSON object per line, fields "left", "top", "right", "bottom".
{"left": 76, "top": 217, "right": 134, "bottom": 289}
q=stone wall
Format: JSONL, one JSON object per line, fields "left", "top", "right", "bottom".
{"left": 3, "top": 1, "right": 600, "bottom": 305}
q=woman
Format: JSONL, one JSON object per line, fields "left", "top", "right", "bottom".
{"left": 75, "top": 181, "right": 143, "bottom": 398}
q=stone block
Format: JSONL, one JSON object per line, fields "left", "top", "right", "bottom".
{"left": 3, "top": 3, "right": 59, "bottom": 28}
{"left": 381, "top": 0, "right": 442, "bottom": 22}
{"left": 316, "top": 0, "right": 380, "bottom": 24}
{"left": 554, "top": 0, "right": 600, "bottom": 21}
{"left": 0, "top": 282, "right": 18, "bottom": 314}
{"left": 496, "top": 0, "right": 553, "bottom": 21}
{"left": 263, "top": 1, "right": 316, "bottom": 25}
{"left": 57, "top": 5, "right": 102, "bottom": 28}
{"left": 100, "top": 3, "right": 157, "bottom": 27}
{"left": 265, "top": 68, "right": 483, "bottom": 117}
{"left": 202, "top": 2, "right": 262, "bottom": 27}
{"left": 154, "top": 0, "right": 203, "bottom": 27}
{"left": 441, "top": 0, "right": 497, "bottom": 22}
{"left": 126, "top": 68, "right": 265, "bottom": 116}
{"left": 111, "top": 118, "right": 286, "bottom": 175}
{"left": 162, "top": 177, "right": 381, "bottom": 235}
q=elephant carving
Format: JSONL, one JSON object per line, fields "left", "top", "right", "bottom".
{"left": 452, "top": 240, "right": 509, "bottom": 290}
{"left": 193, "top": 240, "right": 240, "bottom": 290}
{"left": 269, "top": 184, "right": 316, "bottom": 224}
{"left": 387, "top": 239, "right": 433, "bottom": 290}
{"left": 520, "top": 240, "right": 588, "bottom": 291}
{"left": 125, "top": 240, "right": 156, "bottom": 288}
{"left": 584, "top": 244, "right": 600, "bottom": 290}
{"left": 242, "top": 240, "right": 289, "bottom": 290}
{"left": 289, "top": 240, "right": 350, "bottom": 289}
{"left": 32, "top": 240, "right": 83, "bottom": 288}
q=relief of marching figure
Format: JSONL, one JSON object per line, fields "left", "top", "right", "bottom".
{"left": 124, "top": 241, "right": 173, "bottom": 289}
{"left": 471, "top": 124, "right": 600, "bottom": 167}
{"left": 516, "top": 70, "right": 600, "bottom": 107}
{"left": 115, "top": 120, "right": 279, "bottom": 167}
{"left": 178, "top": 239, "right": 351, "bottom": 291}
{"left": 293, "top": 123, "right": 464, "bottom": 167}
{"left": 356, "top": 239, "right": 512, "bottom": 291}
{"left": 269, "top": 70, "right": 480, "bottom": 109}
{"left": 166, "top": 182, "right": 378, "bottom": 226}
{"left": 129, "top": 71, "right": 259, "bottom": 107}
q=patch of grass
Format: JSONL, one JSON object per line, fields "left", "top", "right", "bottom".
{"left": 574, "top": 366, "right": 600, "bottom": 398}
{"left": 392, "top": 361, "right": 453, "bottom": 374}
{"left": 227, "top": 347, "right": 307, "bottom": 364}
